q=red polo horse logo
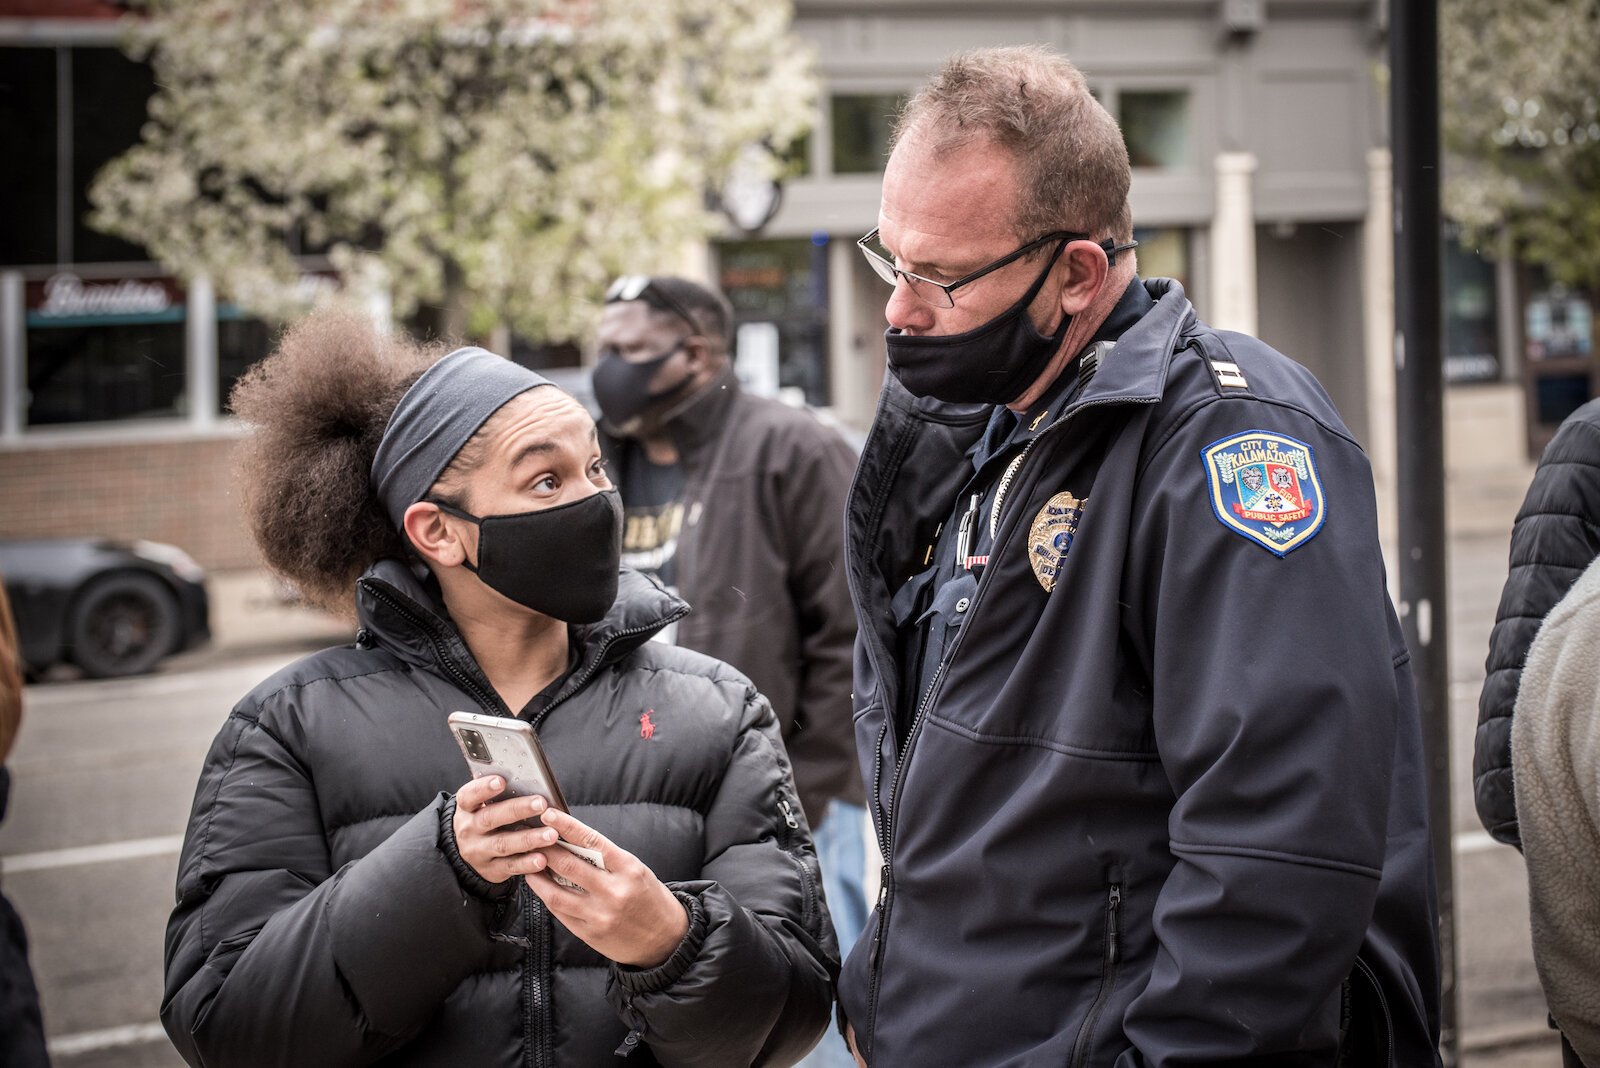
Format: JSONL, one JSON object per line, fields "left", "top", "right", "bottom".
{"left": 640, "top": 710, "right": 656, "bottom": 740}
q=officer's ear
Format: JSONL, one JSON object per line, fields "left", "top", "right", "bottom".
{"left": 1057, "top": 239, "right": 1110, "bottom": 317}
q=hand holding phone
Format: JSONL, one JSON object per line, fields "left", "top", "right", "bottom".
{"left": 448, "top": 712, "right": 605, "bottom": 888}
{"left": 525, "top": 807, "right": 691, "bottom": 969}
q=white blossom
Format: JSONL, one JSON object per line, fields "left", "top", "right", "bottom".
{"left": 90, "top": 0, "right": 817, "bottom": 340}
{"left": 1441, "top": 0, "right": 1600, "bottom": 286}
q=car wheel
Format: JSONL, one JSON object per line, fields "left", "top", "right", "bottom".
{"left": 68, "top": 572, "right": 180, "bottom": 678}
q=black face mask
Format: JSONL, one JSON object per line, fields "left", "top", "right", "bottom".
{"left": 884, "top": 237, "right": 1072, "bottom": 406}
{"left": 432, "top": 490, "right": 623, "bottom": 624}
{"left": 592, "top": 343, "right": 693, "bottom": 429}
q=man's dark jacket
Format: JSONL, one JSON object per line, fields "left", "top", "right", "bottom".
{"left": 603, "top": 371, "right": 863, "bottom": 824}
{"left": 1476, "top": 398, "right": 1600, "bottom": 849}
{"left": 161, "top": 562, "right": 836, "bottom": 1067}
{"left": 839, "top": 280, "right": 1440, "bottom": 1066}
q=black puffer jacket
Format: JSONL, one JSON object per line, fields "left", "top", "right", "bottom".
{"left": 1476, "top": 399, "right": 1600, "bottom": 849}
{"left": 161, "top": 560, "right": 836, "bottom": 1067}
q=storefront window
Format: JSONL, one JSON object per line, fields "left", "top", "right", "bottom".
{"left": 0, "top": 47, "right": 152, "bottom": 267}
{"left": 71, "top": 48, "right": 155, "bottom": 264}
{"left": 1131, "top": 227, "right": 1190, "bottom": 287}
{"left": 1525, "top": 286, "right": 1594, "bottom": 362}
{"left": 1534, "top": 374, "right": 1592, "bottom": 427}
{"left": 1120, "top": 90, "right": 1190, "bottom": 170}
{"left": 1522, "top": 279, "right": 1596, "bottom": 448}
{"left": 715, "top": 236, "right": 831, "bottom": 406}
{"left": 831, "top": 93, "right": 906, "bottom": 175}
{"left": 0, "top": 47, "right": 60, "bottom": 266}
{"left": 26, "top": 322, "right": 186, "bottom": 426}
{"left": 217, "top": 312, "right": 275, "bottom": 414}
{"left": 1443, "top": 228, "right": 1500, "bottom": 383}
{"left": 24, "top": 273, "right": 187, "bottom": 426}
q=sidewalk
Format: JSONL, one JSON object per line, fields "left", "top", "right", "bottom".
{"left": 1443, "top": 385, "right": 1561, "bottom": 1067}
{"left": 170, "top": 568, "right": 353, "bottom": 668}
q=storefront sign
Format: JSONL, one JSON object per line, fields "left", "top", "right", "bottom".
{"left": 35, "top": 273, "right": 172, "bottom": 318}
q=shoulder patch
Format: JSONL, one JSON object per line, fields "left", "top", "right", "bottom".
{"left": 1201, "top": 430, "right": 1326, "bottom": 556}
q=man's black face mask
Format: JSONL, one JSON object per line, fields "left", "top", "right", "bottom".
{"left": 592, "top": 343, "right": 693, "bottom": 429}
{"left": 883, "top": 237, "right": 1072, "bottom": 406}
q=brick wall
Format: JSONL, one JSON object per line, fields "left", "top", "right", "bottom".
{"left": 0, "top": 435, "right": 261, "bottom": 569}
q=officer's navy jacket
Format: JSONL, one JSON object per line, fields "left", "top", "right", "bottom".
{"left": 840, "top": 280, "right": 1441, "bottom": 1066}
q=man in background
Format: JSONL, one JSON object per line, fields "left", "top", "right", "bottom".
{"left": 594, "top": 276, "right": 865, "bottom": 1067}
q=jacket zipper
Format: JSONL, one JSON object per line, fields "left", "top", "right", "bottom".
{"left": 523, "top": 889, "right": 552, "bottom": 1068}
{"left": 1069, "top": 883, "right": 1122, "bottom": 1068}
{"left": 777, "top": 798, "right": 820, "bottom": 931}
{"left": 861, "top": 393, "right": 1156, "bottom": 1053}
{"left": 532, "top": 607, "right": 689, "bottom": 729}
{"left": 363, "top": 583, "right": 509, "bottom": 716}
{"left": 864, "top": 657, "right": 946, "bottom": 1045}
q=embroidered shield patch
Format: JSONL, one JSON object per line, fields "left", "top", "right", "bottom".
{"left": 1028, "top": 492, "right": 1085, "bottom": 592}
{"left": 1201, "top": 430, "right": 1326, "bottom": 556}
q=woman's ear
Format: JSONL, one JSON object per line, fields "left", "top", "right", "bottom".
{"left": 403, "top": 501, "right": 471, "bottom": 569}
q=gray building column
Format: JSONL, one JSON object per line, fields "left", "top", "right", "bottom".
{"left": 1210, "top": 151, "right": 1258, "bottom": 336}
{"left": 828, "top": 237, "right": 857, "bottom": 419}
{"left": 1, "top": 271, "right": 23, "bottom": 441}
{"left": 1495, "top": 226, "right": 1520, "bottom": 383}
{"left": 185, "top": 274, "right": 217, "bottom": 429}
{"left": 1362, "top": 147, "right": 1398, "bottom": 578}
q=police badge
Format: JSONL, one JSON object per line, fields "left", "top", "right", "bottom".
{"left": 1028, "top": 492, "right": 1085, "bottom": 592}
{"left": 1201, "top": 430, "right": 1326, "bottom": 556}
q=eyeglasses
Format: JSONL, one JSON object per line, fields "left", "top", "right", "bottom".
{"left": 856, "top": 228, "right": 1140, "bottom": 309}
{"left": 605, "top": 275, "right": 701, "bottom": 335}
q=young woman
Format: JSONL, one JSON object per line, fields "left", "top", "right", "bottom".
{"left": 161, "top": 310, "right": 837, "bottom": 1067}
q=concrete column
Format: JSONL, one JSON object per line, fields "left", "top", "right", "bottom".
{"left": 186, "top": 274, "right": 217, "bottom": 429}
{"left": 1495, "top": 225, "right": 1521, "bottom": 382}
{"left": 827, "top": 235, "right": 857, "bottom": 417}
{"left": 1361, "top": 148, "right": 1399, "bottom": 584}
{"left": 1, "top": 271, "right": 25, "bottom": 440}
{"left": 1209, "top": 151, "right": 1259, "bottom": 336}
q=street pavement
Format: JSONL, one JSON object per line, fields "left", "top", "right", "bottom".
{"left": 0, "top": 441, "right": 1574, "bottom": 1067}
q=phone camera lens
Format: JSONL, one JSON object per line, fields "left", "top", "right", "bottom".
{"left": 462, "top": 729, "right": 489, "bottom": 761}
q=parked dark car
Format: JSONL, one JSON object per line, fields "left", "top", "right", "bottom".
{"left": 0, "top": 538, "right": 210, "bottom": 678}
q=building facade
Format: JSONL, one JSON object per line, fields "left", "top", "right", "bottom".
{"left": 1, "top": 0, "right": 1561, "bottom": 568}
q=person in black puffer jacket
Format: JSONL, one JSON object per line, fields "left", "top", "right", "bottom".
{"left": 160, "top": 309, "right": 837, "bottom": 1067}
{"left": 1476, "top": 398, "right": 1600, "bottom": 850}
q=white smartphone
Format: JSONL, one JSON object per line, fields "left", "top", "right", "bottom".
{"left": 447, "top": 711, "right": 606, "bottom": 884}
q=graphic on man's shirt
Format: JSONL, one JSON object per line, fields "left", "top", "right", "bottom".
{"left": 621, "top": 501, "right": 685, "bottom": 581}
{"left": 1028, "top": 492, "right": 1085, "bottom": 592}
{"left": 1202, "top": 430, "right": 1326, "bottom": 556}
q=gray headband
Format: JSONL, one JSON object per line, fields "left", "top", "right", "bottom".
{"left": 370, "top": 346, "right": 553, "bottom": 531}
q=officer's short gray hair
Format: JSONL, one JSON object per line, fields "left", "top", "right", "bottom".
{"left": 893, "top": 45, "right": 1133, "bottom": 246}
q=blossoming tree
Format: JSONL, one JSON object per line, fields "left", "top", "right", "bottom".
{"left": 89, "top": 0, "right": 816, "bottom": 340}
{"left": 1442, "top": 0, "right": 1600, "bottom": 290}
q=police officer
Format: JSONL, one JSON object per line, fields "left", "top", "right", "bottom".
{"left": 837, "top": 45, "right": 1441, "bottom": 1066}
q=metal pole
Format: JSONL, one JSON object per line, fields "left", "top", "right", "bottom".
{"left": 1390, "top": 0, "right": 1458, "bottom": 1063}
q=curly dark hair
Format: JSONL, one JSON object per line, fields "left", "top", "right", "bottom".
{"left": 230, "top": 308, "right": 449, "bottom": 614}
